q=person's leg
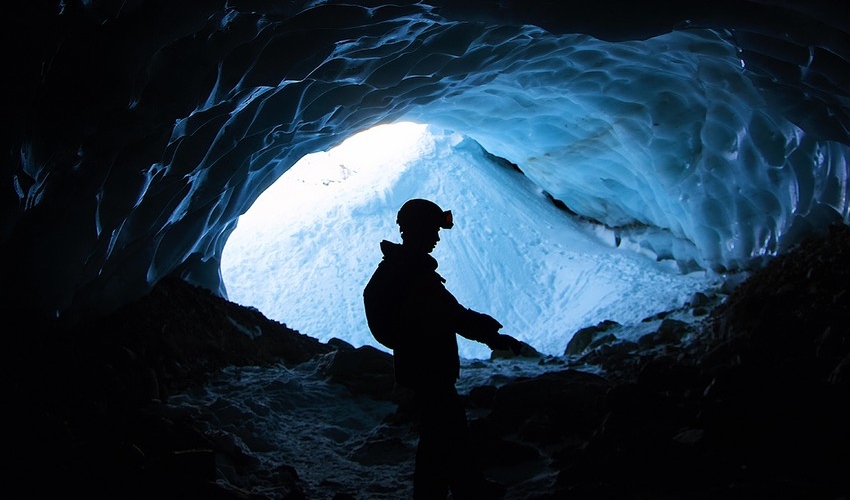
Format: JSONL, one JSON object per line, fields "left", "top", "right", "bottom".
{"left": 412, "top": 386, "right": 505, "bottom": 499}
{"left": 440, "top": 391, "right": 506, "bottom": 500}
{"left": 413, "top": 430, "right": 450, "bottom": 499}
{"left": 413, "top": 388, "right": 453, "bottom": 499}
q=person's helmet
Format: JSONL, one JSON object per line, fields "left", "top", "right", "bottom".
{"left": 396, "top": 198, "right": 453, "bottom": 231}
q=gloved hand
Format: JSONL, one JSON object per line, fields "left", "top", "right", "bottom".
{"left": 486, "top": 334, "right": 524, "bottom": 355}
{"left": 475, "top": 313, "right": 503, "bottom": 332}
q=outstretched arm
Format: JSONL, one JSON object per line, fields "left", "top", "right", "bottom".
{"left": 485, "top": 333, "right": 524, "bottom": 354}
{"left": 456, "top": 309, "right": 523, "bottom": 354}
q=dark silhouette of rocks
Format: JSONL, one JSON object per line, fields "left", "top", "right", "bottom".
{"left": 4, "top": 226, "right": 848, "bottom": 499}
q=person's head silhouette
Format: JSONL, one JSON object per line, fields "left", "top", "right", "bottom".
{"left": 396, "top": 199, "right": 453, "bottom": 254}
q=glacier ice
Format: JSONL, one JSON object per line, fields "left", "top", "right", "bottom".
{"left": 4, "top": 4, "right": 849, "bottom": 328}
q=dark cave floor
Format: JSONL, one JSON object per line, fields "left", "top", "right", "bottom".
{"left": 4, "top": 225, "right": 849, "bottom": 500}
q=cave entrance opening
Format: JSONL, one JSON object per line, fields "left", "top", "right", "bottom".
{"left": 220, "top": 121, "right": 718, "bottom": 360}
{"left": 220, "top": 120, "right": 454, "bottom": 349}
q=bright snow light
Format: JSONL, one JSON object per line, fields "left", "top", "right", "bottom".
{"left": 221, "top": 122, "right": 718, "bottom": 359}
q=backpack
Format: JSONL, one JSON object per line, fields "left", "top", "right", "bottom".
{"left": 362, "top": 270, "right": 399, "bottom": 349}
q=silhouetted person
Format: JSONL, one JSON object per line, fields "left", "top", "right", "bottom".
{"left": 363, "top": 198, "right": 523, "bottom": 500}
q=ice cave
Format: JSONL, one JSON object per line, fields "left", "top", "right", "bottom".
{"left": 3, "top": 1, "right": 849, "bottom": 499}
{"left": 5, "top": 0, "right": 849, "bottom": 327}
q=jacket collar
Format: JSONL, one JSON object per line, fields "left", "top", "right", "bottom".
{"left": 379, "top": 240, "right": 438, "bottom": 271}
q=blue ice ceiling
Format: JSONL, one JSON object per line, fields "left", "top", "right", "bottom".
{"left": 3, "top": 1, "right": 849, "bottom": 327}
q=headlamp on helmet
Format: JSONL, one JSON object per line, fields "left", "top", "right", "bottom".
{"left": 396, "top": 198, "right": 453, "bottom": 231}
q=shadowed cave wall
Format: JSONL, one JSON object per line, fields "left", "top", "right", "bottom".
{"left": 2, "top": 2, "right": 849, "bottom": 499}
{"left": 3, "top": 0, "right": 849, "bottom": 330}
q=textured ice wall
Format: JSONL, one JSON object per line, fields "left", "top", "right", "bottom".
{"left": 6, "top": 3, "right": 849, "bottom": 324}
{"left": 190, "top": 20, "right": 848, "bottom": 279}
{"left": 397, "top": 28, "right": 849, "bottom": 272}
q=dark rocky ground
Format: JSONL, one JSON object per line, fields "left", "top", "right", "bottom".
{"left": 3, "top": 225, "right": 849, "bottom": 499}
